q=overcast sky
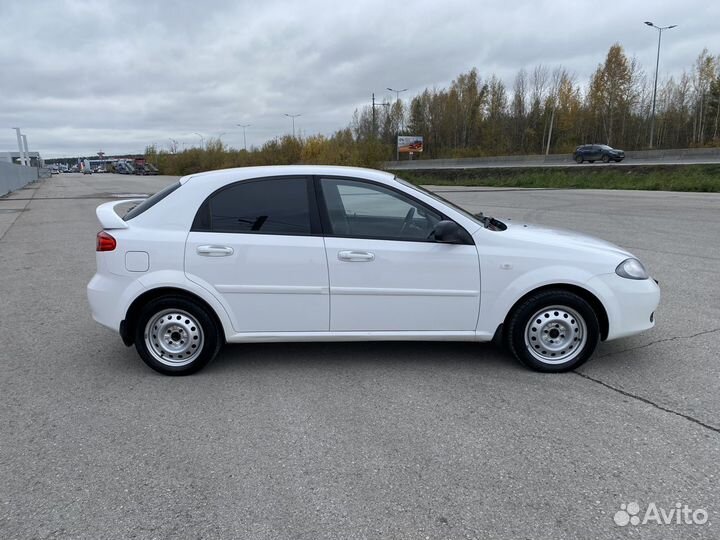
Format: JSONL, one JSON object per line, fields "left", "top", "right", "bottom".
{"left": 1, "top": 0, "right": 717, "bottom": 158}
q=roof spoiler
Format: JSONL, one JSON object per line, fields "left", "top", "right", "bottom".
{"left": 96, "top": 199, "right": 144, "bottom": 229}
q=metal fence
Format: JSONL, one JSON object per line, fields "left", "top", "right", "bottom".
{"left": 0, "top": 162, "right": 43, "bottom": 197}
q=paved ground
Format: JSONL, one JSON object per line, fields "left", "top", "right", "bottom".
{"left": 1, "top": 173, "right": 718, "bottom": 539}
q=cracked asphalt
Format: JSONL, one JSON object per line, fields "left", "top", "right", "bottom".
{"left": 1, "top": 173, "right": 718, "bottom": 539}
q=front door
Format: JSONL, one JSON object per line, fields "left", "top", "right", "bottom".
{"left": 318, "top": 177, "right": 480, "bottom": 332}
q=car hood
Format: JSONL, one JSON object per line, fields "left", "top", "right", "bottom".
{"left": 498, "top": 220, "right": 633, "bottom": 261}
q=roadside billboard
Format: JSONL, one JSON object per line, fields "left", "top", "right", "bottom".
{"left": 397, "top": 136, "right": 424, "bottom": 153}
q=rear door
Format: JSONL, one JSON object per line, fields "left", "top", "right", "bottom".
{"left": 185, "top": 176, "right": 329, "bottom": 333}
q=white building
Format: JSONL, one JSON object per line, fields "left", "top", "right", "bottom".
{"left": 0, "top": 151, "right": 44, "bottom": 167}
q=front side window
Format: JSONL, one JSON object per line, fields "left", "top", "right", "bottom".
{"left": 320, "top": 178, "right": 442, "bottom": 241}
{"left": 193, "top": 177, "right": 312, "bottom": 235}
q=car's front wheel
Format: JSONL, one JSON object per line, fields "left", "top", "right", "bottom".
{"left": 601, "top": 154, "right": 610, "bottom": 163}
{"left": 575, "top": 155, "right": 583, "bottom": 164}
{"left": 134, "top": 296, "right": 222, "bottom": 375}
{"left": 505, "top": 290, "right": 600, "bottom": 372}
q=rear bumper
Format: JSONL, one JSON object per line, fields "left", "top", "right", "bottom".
{"left": 587, "top": 273, "right": 660, "bottom": 341}
{"left": 87, "top": 272, "right": 139, "bottom": 333}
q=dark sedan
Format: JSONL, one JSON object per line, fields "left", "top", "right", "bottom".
{"left": 573, "top": 144, "right": 625, "bottom": 163}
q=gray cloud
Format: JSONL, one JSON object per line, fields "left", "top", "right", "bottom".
{"left": 1, "top": 0, "right": 717, "bottom": 157}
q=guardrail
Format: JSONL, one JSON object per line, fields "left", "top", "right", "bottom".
{"left": 385, "top": 147, "right": 720, "bottom": 169}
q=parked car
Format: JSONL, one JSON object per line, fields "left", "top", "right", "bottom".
{"left": 88, "top": 166, "right": 659, "bottom": 376}
{"left": 573, "top": 144, "right": 625, "bottom": 163}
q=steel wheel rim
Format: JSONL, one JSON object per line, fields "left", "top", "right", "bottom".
{"left": 144, "top": 309, "right": 204, "bottom": 366}
{"left": 524, "top": 305, "right": 587, "bottom": 365}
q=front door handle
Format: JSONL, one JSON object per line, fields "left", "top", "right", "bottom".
{"left": 338, "top": 250, "right": 375, "bottom": 262}
{"left": 197, "top": 245, "right": 234, "bottom": 257}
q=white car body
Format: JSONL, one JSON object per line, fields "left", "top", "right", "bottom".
{"left": 87, "top": 165, "right": 659, "bottom": 373}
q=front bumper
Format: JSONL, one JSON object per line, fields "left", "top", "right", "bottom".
{"left": 587, "top": 273, "right": 660, "bottom": 341}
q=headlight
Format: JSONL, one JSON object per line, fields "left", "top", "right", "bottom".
{"left": 615, "top": 258, "right": 649, "bottom": 280}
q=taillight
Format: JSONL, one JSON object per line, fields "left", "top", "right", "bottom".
{"left": 96, "top": 230, "right": 117, "bottom": 252}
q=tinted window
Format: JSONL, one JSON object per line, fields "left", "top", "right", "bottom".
{"left": 124, "top": 181, "right": 180, "bottom": 221}
{"left": 196, "top": 177, "right": 312, "bottom": 235}
{"left": 320, "top": 178, "right": 442, "bottom": 241}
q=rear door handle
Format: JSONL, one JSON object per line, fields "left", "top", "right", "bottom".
{"left": 338, "top": 250, "right": 375, "bottom": 262}
{"left": 197, "top": 245, "right": 234, "bottom": 257}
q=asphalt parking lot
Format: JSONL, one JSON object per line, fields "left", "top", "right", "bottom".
{"left": 1, "top": 172, "right": 718, "bottom": 539}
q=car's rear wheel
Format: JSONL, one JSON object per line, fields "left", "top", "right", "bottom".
{"left": 134, "top": 296, "right": 221, "bottom": 375}
{"left": 575, "top": 155, "right": 583, "bottom": 164}
{"left": 602, "top": 154, "right": 610, "bottom": 163}
{"left": 505, "top": 290, "right": 600, "bottom": 372}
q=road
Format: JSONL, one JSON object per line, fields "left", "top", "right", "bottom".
{"left": 1, "top": 173, "right": 718, "bottom": 539}
{"left": 387, "top": 155, "right": 720, "bottom": 170}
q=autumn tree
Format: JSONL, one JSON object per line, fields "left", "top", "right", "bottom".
{"left": 587, "top": 44, "right": 638, "bottom": 146}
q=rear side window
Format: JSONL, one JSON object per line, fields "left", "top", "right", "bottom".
{"left": 192, "top": 177, "right": 312, "bottom": 235}
{"left": 124, "top": 181, "right": 181, "bottom": 221}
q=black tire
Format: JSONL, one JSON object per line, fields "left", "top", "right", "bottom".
{"left": 134, "top": 296, "right": 222, "bottom": 375}
{"left": 601, "top": 154, "right": 610, "bottom": 163}
{"left": 504, "top": 289, "right": 600, "bottom": 372}
{"left": 575, "top": 155, "right": 583, "bottom": 164}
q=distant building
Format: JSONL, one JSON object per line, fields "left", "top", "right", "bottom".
{"left": 0, "top": 151, "right": 44, "bottom": 167}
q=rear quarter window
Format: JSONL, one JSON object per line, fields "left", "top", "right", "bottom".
{"left": 124, "top": 181, "right": 181, "bottom": 221}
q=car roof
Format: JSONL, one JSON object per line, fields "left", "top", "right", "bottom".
{"left": 180, "top": 165, "right": 395, "bottom": 185}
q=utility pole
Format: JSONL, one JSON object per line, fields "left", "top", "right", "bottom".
{"left": 284, "top": 114, "right": 301, "bottom": 138}
{"left": 644, "top": 21, "right": 677, "bottom": 148}
{"left": 545, "top": 108, "right": 555, "bottom": 156}
{"left": 370, "top": 93, "right": 390, "bottom": 138}
{"left": 193, "top": 132, "right": 205, "bottom": 149}
{"left": 387, "top": 87, "right": 408, "bottom": 161}
{"left": 237, "top": 124, "right": 251, "bottom": 150}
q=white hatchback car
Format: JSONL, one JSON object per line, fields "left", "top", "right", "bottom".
{"left": 87, "top": 165, "right": 660, "bottom": 375}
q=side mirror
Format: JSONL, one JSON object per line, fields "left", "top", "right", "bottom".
{"left": 432, "top": 220, "right": 470, "bottom": 244}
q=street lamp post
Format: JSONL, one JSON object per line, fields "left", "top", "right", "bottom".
{"left": 284, "top": 114, "right": 301, "bottom": 138}
{"left": 12, "top": 128, "right": 25, "bottom": 165}
{"left": 22, "top": 135, "right": 31, "bottom": 167}
{"left": 193, "top": 132, "right": 205, "bottom": 149}
{"left": 644, "top": 21, "right": 677, "bottom": 149}
{"left": 237, "top": 124, "right": 251, "bottom": 150}
{"left": 387, "top": 87, "right": 408, "bottom": 161}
